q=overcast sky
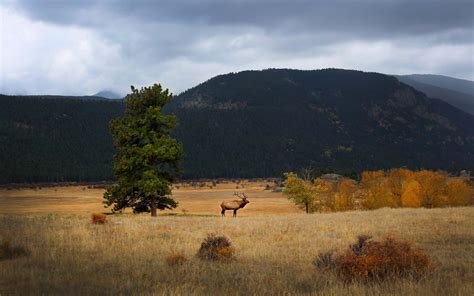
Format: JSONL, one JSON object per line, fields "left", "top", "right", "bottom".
{"left": 1, "top": 0, "right": 473, "bottom": 96}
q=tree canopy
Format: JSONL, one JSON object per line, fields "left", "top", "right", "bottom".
{"left": 103, "top": 84, "right": 182, "bottom": 216}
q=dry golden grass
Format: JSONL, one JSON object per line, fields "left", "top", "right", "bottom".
{"left": 0, "top": 181, "right": 298, "bottom": 216}
{"left": 0, "top": 207, "right": 473, "bottom": 295}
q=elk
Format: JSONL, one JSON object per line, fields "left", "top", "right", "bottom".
{"left": 221, "top": 192, "right": 250, "bottom": 217}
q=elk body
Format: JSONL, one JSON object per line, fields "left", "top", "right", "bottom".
{"left": 221, "top": 192, "right": 250, "bottom": 217}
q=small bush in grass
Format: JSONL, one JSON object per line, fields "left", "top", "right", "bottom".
{"left": 166, "top": 253, "right": 187, "bottom": 267}
{"left": 314, "top": 235, "right": 436, "bottom": 283}
{"left": 197, "top": 234, "right": 235, "bottom": 261}
{"left": 0, "top": 240, "right": 29, "bottom": 260}
{"left": 313, "top": 250, "right": 338, "bottom": 271}
{"left": 91, "top": 213, "right": 107, "bottom": 224}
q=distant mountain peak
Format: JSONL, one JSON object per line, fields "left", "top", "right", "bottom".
{"left": 395, "top": 74, "right": 474, "bottom": 115}
{"left": 93, "top": 90, "right": 122, "bottom": 99}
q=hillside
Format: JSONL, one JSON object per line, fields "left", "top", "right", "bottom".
{"left": 0, "top": 95, "right": 124, "bottom": 183}
{"left": 1, "top": 69, "right": 474, "bottom": 183}
{"left": 396, "top": 75, "right": 474, "bottom": 115}
{"left": 401, "top": 74, "right": 474, "bottom": 96}
{"left": 168, "top": 69, "right": 474, "bottom": 178}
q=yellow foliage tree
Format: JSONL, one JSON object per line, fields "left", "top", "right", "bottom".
{"left": 311, "top": 178, "right": 334, "bottom": 212}
{"left": 401, "top": 180, "right": 423, "bottom": 208}
{"left": 413, "top": 170, "right": 447, "bottom": 208}
{"left": 444, "top": 178, "right": 473, "bottom": 206}
{"left": 362, "top": 177, "right": 399, "bottom": 209}
{"left": 361, "top": 170, "right": 385, "bottom": 185}
{"left": 334, "top": 179, "right": 357, "bottom": 211}
{"left": 283, "top": 172, "right": 316, "bottom": 213}
{"left": 387, "top": 168, "right": 414, "bottom": 205}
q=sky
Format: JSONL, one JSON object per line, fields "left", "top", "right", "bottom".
{"left": 0, "top": 0, "right": 473, "bottom": 96}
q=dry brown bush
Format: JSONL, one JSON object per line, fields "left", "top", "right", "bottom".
{"left": 0, "top": 240, "right": 29, "bottom": 260}
{"left": 331, "top": 235, "right": 436, "bottom": 283}
{"left": 197, "top": 234, "right": 235, "bottom": 261}
{"left": 91, "top": 213, "right": 107, "bottom": 224}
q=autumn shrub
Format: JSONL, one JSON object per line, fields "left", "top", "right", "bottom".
{"left": 91, "top": 213, "right": 107, "bottom": 225}
{"left": 166, "top": 253, "right": 187, "bottom": 267}
{"left": 336, "top": 235, "right": 435, "bottom": 283}
{"left": 0, "top": 240, "right": 29, "bottom": 260}
{"left": 197, "top": 234, "right": 235, "bottom": 261}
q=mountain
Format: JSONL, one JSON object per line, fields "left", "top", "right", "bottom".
{"left": 400, "top": 74, "right": 474, "bottom": 96}
{"left": 1, "top": 69, "right": 474, "bottom": 183}
{"left": 0, "top": 95, "right": 124, "bottom": 183}
{"left": 93, "top": 90, "right": 123, "bottom": 99}
{"left": 395, "top": 74, "right": 474, "bottom": 115}
{"left": 0, "top": 94, "right": 115, "bottom": 101}
{"left": 166, "top": 69, "right": 474, "bottom": 179}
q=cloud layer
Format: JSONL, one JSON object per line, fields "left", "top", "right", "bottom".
{"left": 1, "top": 0, "right": 473, "bottom": 96}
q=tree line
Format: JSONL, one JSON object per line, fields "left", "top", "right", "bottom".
{"left": 284, "top": 168, "right": 473, "bottom": 213}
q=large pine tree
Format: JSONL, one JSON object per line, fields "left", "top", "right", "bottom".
{"left": 104, "top": 84, "right": 182, "bottom": 216}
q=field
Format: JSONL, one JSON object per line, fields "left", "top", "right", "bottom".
{"left": 0, "top": 182, "right": 473, "bottom": 295}
{"left": 0, "top": 180, "right": 298, "bottom": 216}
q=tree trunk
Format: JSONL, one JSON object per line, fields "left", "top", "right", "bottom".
{"left": 305, "top": 201, "right": 309, "bottom": 214}
{"left": 151, "top": 199, "right": 157, "bottom": 217}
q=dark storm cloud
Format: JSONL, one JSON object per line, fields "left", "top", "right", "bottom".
{"left": 1, "top": 0, "right": 473, "bottom": 95}
{"left": 11, "top": 0, "right": 474, "bottom": 36}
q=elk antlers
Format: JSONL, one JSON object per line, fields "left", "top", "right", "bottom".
{"left": 233, "top": 192, "right": 248, "bottom": 199}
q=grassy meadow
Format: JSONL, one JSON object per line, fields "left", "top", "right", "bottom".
{"left": 0, "top": 180, "right": 298, "bottom": 216}
{"left": 0, "top": 181, "right": 473, "bottom": 295}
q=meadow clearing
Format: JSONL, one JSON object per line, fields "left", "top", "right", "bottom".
{"left": 0, "top": 181, "right": 473, "bottom": 295}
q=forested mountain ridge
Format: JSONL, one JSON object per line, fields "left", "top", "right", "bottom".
{"left": 1, "top": 69, "right": 473, "bottom": 183}
{"left": 167, "top": 69, "right": 474, "bottom": 178}
{"left": 400, "top": 74, "right": 474, "bottom": 96}
{"left": 0, "top": 95, "right": 124, "bottom": 183}
{"left": 396, "top": 75, "right": 474, "bottom": 115}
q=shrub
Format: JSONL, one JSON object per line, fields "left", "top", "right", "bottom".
{"left": 313, "top": 251, "right": 338, "bottom": 271}
{"left": 166, "top": 253, "right": 187, "bottom": 266}
{"left": 0, "top": 240, "right": 29, "bottom": 260}
{"left": 197, "top": 234, "right": 235, "bottom": 261}
{"left": 336, "top": 235, "right": 435, "bottom": 282}
{"left": 91, "top": 213, "right": 107, "bottom": 224}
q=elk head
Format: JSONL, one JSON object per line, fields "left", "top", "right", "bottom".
{"left": 234, "top": 192, "right": 250, "bottom": 206}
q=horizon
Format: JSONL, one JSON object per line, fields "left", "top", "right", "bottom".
{"left": 1, "top": 68, "right": 473, "bottom": 98}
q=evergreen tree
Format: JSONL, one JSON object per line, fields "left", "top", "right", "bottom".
{"left": 104, "top": 84, "right": 182, "bottom": 216}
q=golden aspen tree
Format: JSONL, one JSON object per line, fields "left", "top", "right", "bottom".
{"left": 401, "top": 180, "right": 423, "bottom": 208}
{"left": 414, "top": 170, "right": 447, "bottom": 208}
{"left": 283, "top": 173, "right": 316, "bottom": 213}
{"left": 445, "top": 178, "right": 473, "bottom": 206}
{"left": 312, "top": 178, "right": 334, "bottom": 212}
{"left": 334, "top": 179, "right": 357, "bottom": 211}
